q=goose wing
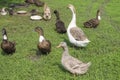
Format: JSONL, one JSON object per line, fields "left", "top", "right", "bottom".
{"left": 70, "top": 27, "right": 87, "bottom": 41}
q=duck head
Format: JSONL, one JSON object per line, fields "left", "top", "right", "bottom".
{"left": 96, "top": 9, "right": 101, "bottom": 20}
{"left": 35, "top": 27, "right": 45, "bottom": 43}
{"left": 35, "top": 26, "right": 44, "bottom": 36}
{"left": 2, "top": 28, "right": 8, "bottom": 40}
{"left": 57, "top": 42, "right": 67, "bottom": 48}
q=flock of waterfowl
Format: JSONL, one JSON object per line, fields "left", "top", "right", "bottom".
{"left": 0, "top": 0, "right": 102, "bottom": 75}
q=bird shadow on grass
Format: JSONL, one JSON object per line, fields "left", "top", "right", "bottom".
{"left": 28, "top": 48, "right": 49, "bottom": 61}
{"left": 27, "top": 49, "right": 41, "bottom": 61}
{"left": 1, "top": 51, "right": 14, "bottom": 56}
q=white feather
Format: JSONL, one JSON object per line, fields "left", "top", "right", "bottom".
{"left": 3, "top": 35, "right": 7, "bottom": 40}
{"left": 98, "top": 16, "right": 101, "bottom": 20}
{"left": 39, "top": 36, "right": 45, "bottom": 42}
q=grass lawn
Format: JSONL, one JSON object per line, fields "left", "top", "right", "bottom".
{"left": 0, "top": 0, "right": 120, "bottom": 80}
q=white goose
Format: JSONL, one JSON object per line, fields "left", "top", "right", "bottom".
{"left": 0, "top": 7, "right": 7, "bottom": 15}
{"left": 67, "top": 4, "right": 90, "bottom": 47}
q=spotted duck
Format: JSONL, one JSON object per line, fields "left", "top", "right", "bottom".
{"left": 83, "top": 9, "right": 101, "bottom": 28}
{"left": 1, "top": 28, "right": 16, "bottom": 54}
{"left": 35, "top": 27, "right": 51, "bottom": 54}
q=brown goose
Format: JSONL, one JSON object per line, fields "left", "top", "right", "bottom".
{"left": 35, "top": 27, "right": 51, "bottom": 54}
{"left": 83, "top": 9, "right": 101, "bottom": 28}
{"left": 54, "top": 10, "right": 66, "bottom": 34}
{"left": 57, "top": 42, "right": 91, "bottom": 75}
{"left": 1, "top": 28, "right": 16, "bottom": 54}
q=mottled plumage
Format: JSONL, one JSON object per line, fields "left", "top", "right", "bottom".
{"left": 34, "top": 0, "right": 44, "bottom": 7}
{"left": 25, "top": 0, "right": 35, "bottom": 4}
{"left": 35, "top": 27, "right": 51, "bottom": 54}
{"left": 1, "top": 28, "right": 16, "bottom": 54}
{"left": 70, "top": 27, "right": 87, "bottom": 41}
{"left": 57, "top": 42, "right": 91, "bottom": 75}
{"left": 83, "top": 10, "right": 101, "bottom": 28}
{"left": 43, "top": 4, "right": 51, "bottom": 20}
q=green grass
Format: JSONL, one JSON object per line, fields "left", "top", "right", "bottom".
{"left": 0, "top": 0, "right": 120, "bottom": 80}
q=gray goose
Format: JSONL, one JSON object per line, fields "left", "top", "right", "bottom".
{"left": 57, "top": 42, "right": 91, "bottom": 75}
{"left": 54, "top": 10, "right": 66, "bottom": 34}
{"left": 35, "top": 27, "right": 51, "bottom": 54}
{"left": 83, "top": 9, "right": 101, "bottom": 28}
{"left": 1, "top": 28, "right": 16, "bottom": 54}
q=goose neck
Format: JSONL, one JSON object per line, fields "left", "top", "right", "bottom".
{"left": 69, "top": 8, "right": 76, "bottom": 27}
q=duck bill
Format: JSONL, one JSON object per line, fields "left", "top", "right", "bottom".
{"left": 56, "top": 45, "right": 61, "bottom": 48}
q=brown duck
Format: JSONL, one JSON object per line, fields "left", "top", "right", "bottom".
{"left": 35, "top": 27, "right": 51, "bottom": 54}
{"left": 83, "top": 9, "right": 101, "bottom": 28}
{"left": 1, "top": 28, "right": 16, "bottom": 54}
{"left": 25, "top": 0, "right": 44, "bottom": 7}
{"left": 54, "top": 10, "right": 66, "bottom": 34}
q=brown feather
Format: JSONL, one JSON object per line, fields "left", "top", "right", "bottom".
{"left": 84, "top": 18, "right": 99, "bottom": 28}
{"left": 38, "top": 40, "right": 51, "bottom": 54}
{"left": 84, "top": 9, "right": 100, "bottom": 28}
{"left": 1, "top": 40, "right": 16, "bottom": 54}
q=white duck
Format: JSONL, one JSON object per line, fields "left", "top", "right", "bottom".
{"left": 57, "top": 42, "right": 91, "bottom": 75}
{"left": 67, "top": 4, "right": 90, "bottom": 47}
{"left": 0, "top": 7, "right": 7, "bottom": 15}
